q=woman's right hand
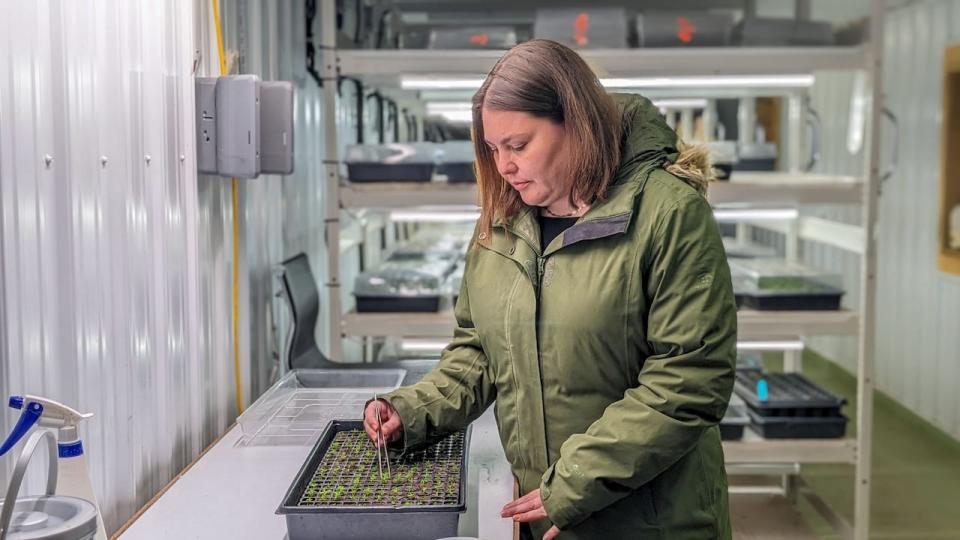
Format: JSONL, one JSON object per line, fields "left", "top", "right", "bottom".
{"left": 363, "top": 399, "right": 403, "bottom": 448}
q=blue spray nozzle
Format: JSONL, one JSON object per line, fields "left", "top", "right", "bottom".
{"left": 757, "top": 379, "right": 769, "bottom": 401}
{"left": 9, "top": 395, "right": 24, "bottom": 410}
{"left": 0, "top": 401, "right": 43, "bottom": 457}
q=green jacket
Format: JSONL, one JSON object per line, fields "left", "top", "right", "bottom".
{"left": 382, "top": 94, "right": 737, "bottom": 539}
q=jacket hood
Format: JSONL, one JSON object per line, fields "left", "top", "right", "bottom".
{"left": 611, "top": 93, "right": 679, "bottom": 183}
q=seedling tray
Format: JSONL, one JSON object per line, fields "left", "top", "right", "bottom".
{"left": 735, "top": 371, "right": 846, "bottom": 418}
{"left": 277, "top": 420, "right": 469, "bottom": 540}
{"left": 734, "top": 276, "right": 844, "bottom": 311}
{"left": 355, "top": 295, "right": 442, "bottom": 313}
{"left": 347, "top": 163, "right": 434, "bottom": 183}
{"left": 747, "top": 409, "right": 848, "bottom": 439}
{"left": 736, "top": 288, "right": 844, "bottom": 310}
{"left": 438, "top": 163, "right": 475, "bottom": 183}
{"left": 720, "top": 404, "right": 749, "bottom": 441}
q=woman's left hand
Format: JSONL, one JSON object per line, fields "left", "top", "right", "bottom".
{"left": 500, "top": 489, "right": 561, "bottom": 540}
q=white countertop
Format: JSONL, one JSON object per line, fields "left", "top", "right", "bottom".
{"left": 119, "top": 408, "right": 514, "bottom": 540}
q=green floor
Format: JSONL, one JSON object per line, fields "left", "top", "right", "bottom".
{"left": 780, "top": 351, "right": 960, "bottom": 539}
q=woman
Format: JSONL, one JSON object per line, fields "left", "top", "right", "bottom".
{"left": 364, "top": 39, "right": 737, "bottom": 539}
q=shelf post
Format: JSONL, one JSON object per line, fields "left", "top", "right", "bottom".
{"left": 787, "top": 90, "right": 805, "bottom": 174}
{"left": 854, "top": 1, "right": 885, "bottom": 538}
{"left": 783, "top": 348, "right": 803, "bottom": 373}
{"left": 320, "top": 0, "right": 344, "bottom": 361}
{"left": 703, "top": 99, "right": 718, "bottom": 142}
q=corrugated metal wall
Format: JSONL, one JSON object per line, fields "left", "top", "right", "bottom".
{"left": 795, "top": 0, "right": 960, "bottom": 440}
{"left": 0, "top": 0, "right": 217, "bottom": 532}
{"left": 0, "top": 0, "right": 377, "bottom": 532}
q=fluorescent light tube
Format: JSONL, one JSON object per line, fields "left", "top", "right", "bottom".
{"left": 601, "top": 75, "right": 815, "bottom": 89}
{"left": 400, "top": 339, "right": 449, "bottom": 352}
{"left": 425, "top": 102, "right": 474, "bottom": 122}
{"left": 390, "top": 210, "right": 480, "bottom": 223}
{"left": 404, "top": 74, "right": 814, "bottom": 92}
{"left": 737, "top": 340, "right": 805, "bottom": 351}
{"left": 401, "top": 77, "right": 485, "bottom": 90}
{"left": 652, "top": 98, "right": 709, "bottom": 110}
{"left": 713, "top": 208, "right": 799, "bottom": 221}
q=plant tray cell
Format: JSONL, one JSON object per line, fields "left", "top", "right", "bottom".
{"left": 347, "top": 163, "right": 435, "bottom": 182}
{"left": 278, "top": 420, "right": 469, "bottom": 540}
{"left": 735, "top": 371, "right": 846, "bottom": 418}
{"left": 720, "top": 404, "right": 749, "bottom": 441}
{"left": 747, "top": 409, "right": 848, "bottom": 439}
{"left": 355, "top": 295, "right": 441, "bottom": 313}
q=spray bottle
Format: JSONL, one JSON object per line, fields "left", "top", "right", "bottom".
{"left": 0, "top": 395, "right": 107, "bottom": 540}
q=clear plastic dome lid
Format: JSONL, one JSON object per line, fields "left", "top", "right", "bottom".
{"left": 344, "top": 143, "right": 440, "bottom": 164}
{"left": 729, "top": 258, "right": 842, "bottom": 293}
{"left": 354, "top": 259, "right": 454, "bottom": 297}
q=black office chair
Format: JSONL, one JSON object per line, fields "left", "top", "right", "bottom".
{"left": 278, "top": 253, "right": 337, "bottom": 370}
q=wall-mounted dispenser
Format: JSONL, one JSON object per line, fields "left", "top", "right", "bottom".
{"left": 216, "top": 74, "right": 261, "bottom": 179}
{"left": 196, "top": 76, "right": 294, "bottom": 178}
{"left": 260, "top": 81, "right": 295, "bottom": 175}
{"left": 195, "top": 77, "right": 218, "bottom": 175}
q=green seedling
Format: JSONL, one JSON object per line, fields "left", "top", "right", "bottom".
{"left": 299, "top": 429, "right": 464, "bottom": 507}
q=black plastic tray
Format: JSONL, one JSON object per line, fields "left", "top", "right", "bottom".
{"left": 732, "top": 158, "right": 776, "bottom": 172}
{"left": 347, "top": 163, "right": 434, "bottom": 182}
{"left": 735, "top": 287, "right": 844, "bottom": 311}
{"left": 438, "top": 163, "right": 475, "bottom": 183}
{"left": 747, "top": 409, "right": 847, "bottom": 439}
{"left": 720, "top": 404, "right": 749, "bottom": 441}
{"left": 355, "top": 296, "right": 441, "bottom": 313}
{"left": 735, "top": 371, "right": 846, "bottom": 418}
{"left": 714, "top": 163, "right": 733, "bottom": 180}
{"left": 277, "top": 420, "right": 470, "bottom": 540}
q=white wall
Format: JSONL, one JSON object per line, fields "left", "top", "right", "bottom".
{"left": 795, "top": 0, "right": 960, "bottom": 440}
{"left": 0, "top": 0, "right": 221, "bottom": 531}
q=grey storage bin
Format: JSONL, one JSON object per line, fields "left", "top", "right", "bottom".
{"left": 735, "top": 17, "right": 835, "bottom": 47}
{"left": 345, "top": 143, "right": 438, "bottom": 182}
{"left": 533, "top": 8, "right": 628, "bottom": 49}
{"left": 636, "top": 11, "right": 734, "bottom": 47}
{"left": 428, "top": 27, "right": 517, "bottom": 49}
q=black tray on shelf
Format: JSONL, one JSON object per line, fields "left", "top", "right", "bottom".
{"left": 355, "top": 295, "right": 442, "bottom": 313}
{"left": 747, "top": 409, "right": 848, "bottom": 439}
{"left": 734, "top": 371, "right": 847, "bottom": 418}
{"left": 720, "top": 404, "right": 749, "bottom": 441}
{"left": 277, "top": 420, "right": 469, "bottom": 540}
{"left": 438, "top": 163, "right": 475, "bottom": 183}
{"left": 735, "top": 288, "right": 844, "bottom": 311}
{"left": 346, "top": 163, "right": 435, "bottom": 183}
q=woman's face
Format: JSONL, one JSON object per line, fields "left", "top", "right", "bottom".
{"left": 481, "top": 108, "right": 572, "bottom": 210}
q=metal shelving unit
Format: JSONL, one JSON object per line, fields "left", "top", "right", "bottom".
{"left": 340, "top": 172, "right": 863, "bottom": 208}
{"left": 318, "top": 2, "right": 885, "bottom": 538}
{"left": 342, "top": 308, "right": 861, "bottom": 339}
{"left": 337, "top": 46, "right": 866, "bottom": 78}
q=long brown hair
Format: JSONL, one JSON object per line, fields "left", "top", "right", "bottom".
{"left": 471, "top": 39, "right": 621, "bottom": 243}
